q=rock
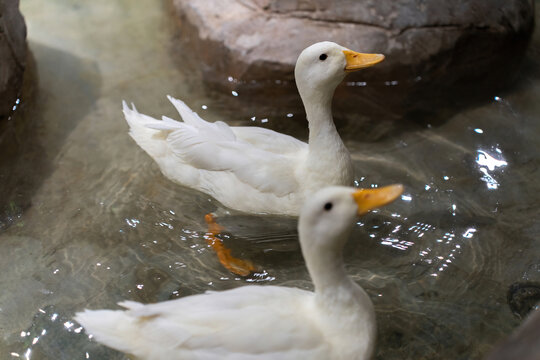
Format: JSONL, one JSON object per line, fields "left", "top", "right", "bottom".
{"left": 0, "top": 0, "right": 27, "bottom": 120}
{"left": 171, "top": 0, "right": 534, "bottom": 137}
{"left": 508, "top": 282, "right": 540, "bottom": 319}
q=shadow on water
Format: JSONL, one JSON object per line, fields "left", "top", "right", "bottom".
{"left": 168, "top": 8, "right": 535, "bottom": 143}
{"left": 167, "top": 46, "right": 535, "bottom": 144}
{"left": 0, "top": 41, "right": 101, "bottom": 231}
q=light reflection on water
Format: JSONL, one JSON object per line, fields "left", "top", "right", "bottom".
{"left": 0, "top": 0, "right": 539, "bottom": 359}
{"left": 476, "top": 148, "right": 508, "bottom": 190}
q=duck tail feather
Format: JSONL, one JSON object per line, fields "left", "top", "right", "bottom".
{"left": 167, "top": 95, "right": 206, "bottom": 127}
{"left": 75, "top": 309, "right": 138, "bottom": 354}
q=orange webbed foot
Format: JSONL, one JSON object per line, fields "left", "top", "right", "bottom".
{"left": 204, "top": 213, "right": 257, "bottom": 277}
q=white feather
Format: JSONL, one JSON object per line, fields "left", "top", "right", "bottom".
{"left": 77, "top": 286, "right": 329, "bottom": 360}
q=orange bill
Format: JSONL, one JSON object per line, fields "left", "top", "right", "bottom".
{"left": 343, "top": 50, "right": 385, "bottom": 72}
{"left": 352, "top": 184, "right": 404, "bottom": 215}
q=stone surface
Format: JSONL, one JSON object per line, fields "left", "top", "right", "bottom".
{"left": 171, "top": 0, "right": 534, "bottom": 136}
{"left": 0, "top": 0, "right": 27, "bottom": 119}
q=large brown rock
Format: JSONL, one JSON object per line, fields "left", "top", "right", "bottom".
{"left": 0, "top": 0, "right": 27, "bottom": 119}
{"left": 171, "top": 0, "right": 534, "bottom": 137}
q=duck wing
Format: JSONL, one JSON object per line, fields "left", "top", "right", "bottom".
{"left": 144, "top": 96, "right": 301, "bottom": 197}
{"left": 232, "top": 126, "right": 307, "bottom": 155}
{"left": 76, "top": 286, "right": 330, "bottom": 360}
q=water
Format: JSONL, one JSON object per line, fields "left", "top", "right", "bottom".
{"left": 0, "top": 1, "right": 539, "bottom": 359}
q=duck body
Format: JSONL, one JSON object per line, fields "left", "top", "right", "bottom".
{"left": 124, "top": 97, "right": 352, "bottom": 216}
{"left": 123, "top": 42, "right": 384, "bottom": 215}
{"left": 76, "top": 284, "right": 372, "bottom": 360}
{"left": 76, "top": 185, "right": 403, "bottom": 360}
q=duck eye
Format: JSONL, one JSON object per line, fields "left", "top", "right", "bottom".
{"left": 324, "top": 202, "right": 333, "bottom": 211}
{"left": 319, "top": 53, "right": 328, "bottom": 61}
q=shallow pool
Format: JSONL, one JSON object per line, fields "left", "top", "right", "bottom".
{"left": 0, "top": 1, "right": 538, "bottom": 359}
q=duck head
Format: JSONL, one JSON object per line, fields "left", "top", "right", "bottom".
{"left": 299, "top": 185, "right": 403, "bottom": 254}
{"left": 294, "top": 41, "right": 384, "bottom": 104}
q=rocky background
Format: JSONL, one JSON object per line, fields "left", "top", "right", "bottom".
{"left": 0, "top": 0, "right": 26, "bottom": 120}
{"left": 171, "top": 0, "right": 535, "bottom": 137}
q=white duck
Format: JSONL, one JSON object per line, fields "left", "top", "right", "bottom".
{"left": 123, "top": 41, "right": 384, "bottom": 215}
{"left": 76, "top": 184, "right": 403, "bottom": 360}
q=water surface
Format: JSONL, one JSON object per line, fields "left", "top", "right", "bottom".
{"left": 0, "top": 1, "right": 539, "bottom": 359}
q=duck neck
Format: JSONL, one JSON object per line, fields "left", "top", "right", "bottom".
{"left": 300, "top": 92, "right": 353, "bottom": 186}
{"left": 304, "top": 245, "right": 356, "bottom": 300}
{"left": 302, "top": 239, "right": 376, "bottom": 359}
{"left": 296, "top": 74, "right": 353, "bottom": 186}
{"left": 299, "top": 224, "right": 363, "bottom": 304}
{"left": 303, "top": 93, "right": 343, "bottom": 151}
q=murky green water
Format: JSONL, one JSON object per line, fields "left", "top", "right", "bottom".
{"left": 0, "top": 1, "right": 538, "bottom": 359}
